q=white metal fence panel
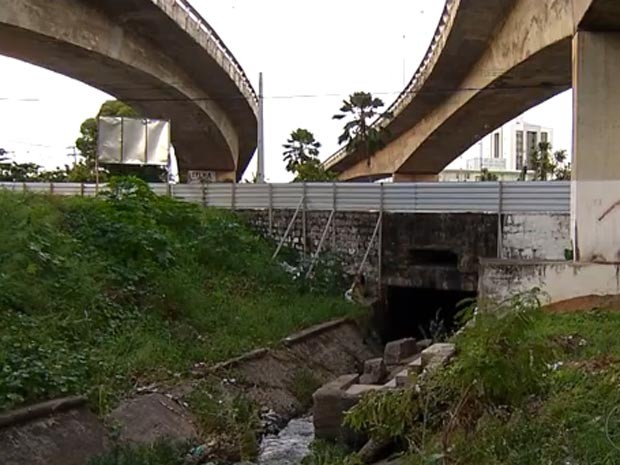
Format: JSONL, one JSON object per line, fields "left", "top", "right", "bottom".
{"left": 335, "top": 183, "right": 382, "bottom": 211}
{"left": 0, "top": 181, "right": 573, "bottom": 214}
{"left": 235, "top": 184, "right": 270, "bottom": 209}
{"left": 501, "top": 182, "right": 570, "bottom": 213}
{"left": 271, "top": 183, "right": 304, "bottom": 209}
{"left": 171, "top": 184, "right": 203, "bottom": 203}
{"left": 149, "top": 183, "right": 169, "bottom": 196}
{"left": 51, "top": 183, "right": 84, "bottom": 196}
{"left": 415, "top": 183, "right": 500, "bottom": 213}
{"left": 383, "top": 183, "right": 415, "bottom": 211}
{"left": 305, "top": 183, "right": 336, "bottom": 210}
{"left": 205, "top": 184, "right": 233, "bottom": 208}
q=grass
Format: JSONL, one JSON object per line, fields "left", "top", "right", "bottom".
{"left": 0, "top": 177, "right": 362, "bottom": 413}
{"left": 87, "top": 440, "right": 187, "bottom": 465}
{"left": 290, "top": 368, "right": 323, "bottom": 410}
{"left": 187, "top": 378, "right": 261, "bottom": 461}
{"left": 335, "top": 293, "right": 620, "bottom": 465}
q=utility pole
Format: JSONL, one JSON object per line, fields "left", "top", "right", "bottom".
{"left": 256, "top": 72, "right": 265, "bottom": 183}
{"left": 66, "top": 146, "right": 78, "bottom": 168}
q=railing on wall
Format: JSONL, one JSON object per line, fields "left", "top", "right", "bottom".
{"left": 168, "top": 0, "right": 258, "bottom": 105}
{"left": 0, "top": 181, "right": 571, "bottom": 214}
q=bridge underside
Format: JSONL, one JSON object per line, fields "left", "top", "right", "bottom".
{"left": 331, "top": 0, "right": 619, "bottom": 181}
{"left": 0, "top": 0, "right": 258, "bottom": 180}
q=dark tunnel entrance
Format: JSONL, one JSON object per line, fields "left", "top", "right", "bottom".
{"left": 378, "top": 286, "right": 477, "bottom": 343}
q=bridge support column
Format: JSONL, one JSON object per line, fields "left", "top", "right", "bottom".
{"left": 392, "top": 173, "right": 439, "bottom": 182}
{"left": 572, "top": 31, "right": 620, "bottom": 262}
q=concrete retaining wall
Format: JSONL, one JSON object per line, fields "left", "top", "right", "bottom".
{"left": 243, "top": 210, "right": 572, "bottom": 293}
{"left": 479, "top": 259, "right": 620, "bottom": 305}
{"left": 0, "top": 318, "right": 378, "bottom": 465}
{"left": 501, "top": 213, "right": 571, "bottom": 260}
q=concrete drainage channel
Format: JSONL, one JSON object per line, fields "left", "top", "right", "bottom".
{"left": 0, "top": 319, "right": 456, "bottom": 465}
{"left": 0, "top": 318, "right": 379, "bottom": 465}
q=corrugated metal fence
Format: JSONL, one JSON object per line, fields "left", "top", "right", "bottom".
{"left": 0, "top": 181, "right": 570, "bottom": 213}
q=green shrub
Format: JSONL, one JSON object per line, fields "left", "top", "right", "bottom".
{"left": 301, "top": 440, "right": 356, "bottom": 465}
{"left": 187, "top": 379, "right": 261, "bottom": 461}
{"left": 447, "top": 291, "right": 553, "bottom": 408}
{"left": 0, "top": 180, "right": 362, "bottom": 412}
{"left": 290, "top": 368, "right": 323, "bottom": 409}
{"left": 88, "top": 440, "right": 187, "bottom": 465}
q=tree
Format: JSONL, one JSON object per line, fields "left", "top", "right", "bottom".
{"left": 529, "top": 141, "right": 556, "bottom": 181}
{"left": 333, "top": 92, "right": 392, "bottom": 166}
{"left": 479, "top": 168, "right": 498, "bottom": 181}
{"left": 281, "top": 129, "right": 336, "bottom": 182}
{"left": 74, "top": 100, "right": 164, "bottom": 182}
{"left": 553, "top": 150, "right": 571, "bottom": 180}
{"left": 529, "top": 142, "right": 571, "bottom": 181}
{"left": 0, "top": 162, "right": 41, "bottom": 182}
{"left": 294, "top": 159, "right": 337, "bottom": 182}
{"left": 75, "top": 100, "right": 138, "bottom": 166}
{"left": 283, "top": 129, "right": 321, "bottom": 173}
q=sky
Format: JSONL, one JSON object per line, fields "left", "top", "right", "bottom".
{"left": 0, "top": 0, "right": 572, "bottom": 181}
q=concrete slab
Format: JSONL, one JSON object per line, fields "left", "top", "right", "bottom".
{"left": 422, "top": 343, "right": 456, "bottom": 369}
{"left": 384, "top": 338, "right": 418, "bottom": 366}
{"left": 345, "top": 384, "right": 384, "bottom": 396}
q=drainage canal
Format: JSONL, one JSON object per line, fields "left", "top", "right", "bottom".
{"left": 380, "top": 286, "right": 476, "bottom": 342}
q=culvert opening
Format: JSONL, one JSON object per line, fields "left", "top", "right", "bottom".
{"left": 381, "top": 286, "right": 477, "bottom": 342}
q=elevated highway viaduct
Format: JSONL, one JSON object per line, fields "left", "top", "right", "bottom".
{"left": 325, "top": 0, "right": 620, "bottom": 264}
{"left": 325, "top": 0, "right": 620, "bottom": 182}
{"left": 0, "top": 0, "right": 258, "bottom": 181}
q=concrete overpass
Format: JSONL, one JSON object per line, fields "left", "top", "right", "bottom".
{"left": 324, "top": 0, "right": 620, "bottom": 182}
{"left": 0, "top": 0, "right": 258, "bottom": 181}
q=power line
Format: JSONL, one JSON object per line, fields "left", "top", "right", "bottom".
{"left": 0, "top": 82, "right": 571, "bottom": 104}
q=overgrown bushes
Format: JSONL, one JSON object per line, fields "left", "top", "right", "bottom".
{"left": 338, "top": 292, "right": 620, "bottom": 464}
{"left": 0, "top": 178, "right": 360, "bottom": 412}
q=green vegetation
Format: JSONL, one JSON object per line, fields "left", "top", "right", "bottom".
{"left": 331, "top": 292, "right": 620, "bottom": 464}
{"left": 333, "top": 92, "right": 392, "bottom": 167}
{"left": 0, "top": 100, "right": 165, "bottom": 183}
{"left": 187, "top": 378, "right": 261, "bottom": 461}
{"left": 290, "top": 368, "right": 323, "bottom": 409}
{"left": 282, "top": 128, "right": 337, "bottom": 182}
{"left": 527, "top": 141, "right": 571, "bottom": 181}
{"left": 0, "top": 177, "right": 360, "bottom": 412}
{"left": 302, "top": 440, "right": 355, "bottom": 465}
{"left": 87, "top": 440, "right": 187, "bottom": 465}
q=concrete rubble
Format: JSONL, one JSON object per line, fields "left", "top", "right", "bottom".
{"left": 313, "top": 339, "right": 456, "bottom": 442}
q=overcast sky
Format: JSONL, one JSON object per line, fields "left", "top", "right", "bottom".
{"left": 0, "top": 0, "right": 572, "bottom": 181}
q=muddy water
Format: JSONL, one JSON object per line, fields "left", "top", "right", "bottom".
{"left": 257, "top": 417, "right": 314, "bottom": 465}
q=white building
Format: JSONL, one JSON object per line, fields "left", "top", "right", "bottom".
{"left": 440, "top": 117, "right": 554, "bottom": 181}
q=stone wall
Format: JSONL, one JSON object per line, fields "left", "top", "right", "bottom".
{"left": 382, "top": 213, "right": 498, "bottom": 292}
{"left": 241, "top": 210, "right": 381, "bottom": 281}
{"left": 501, "top": 213, "right": 571, "bottom": 260}
{"left": 243, "top": 210, "right": 572, "bottom": 293}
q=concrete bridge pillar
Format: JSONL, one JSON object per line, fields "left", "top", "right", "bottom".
{"left": 572, "top": 31, "right": 620, "bottom": 262}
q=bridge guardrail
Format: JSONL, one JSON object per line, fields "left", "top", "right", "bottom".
{"left": 170, "top": 0, "right": 258, "bottom": 104}
{"left": 324, "top": 0, "right": 459, "bottom": 169}
{"left": 0, "top": 181, "right": 571, "bottom": 214}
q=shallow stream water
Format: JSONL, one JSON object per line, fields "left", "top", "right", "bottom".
{"left": 256, "top": 416, "right": 315, "bottom": 465}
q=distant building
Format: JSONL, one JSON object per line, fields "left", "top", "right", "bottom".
{"left": 441, "top": 117, "right": 554, "bottom": 181}
{"left": 439, "top": 169, "right": 535, "bottom": 182}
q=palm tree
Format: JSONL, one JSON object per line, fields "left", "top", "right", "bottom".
{"left": 333, "top": 92, "right": 392, "bottom": 166}
{"left": 282, "top": 129, "right": 321, "bottom": 174}
{"left": 553, "top": 150, "right": 571, "bottom": 180}
{"left": 529, "top": 141, "right": 556, "bottom": 180}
